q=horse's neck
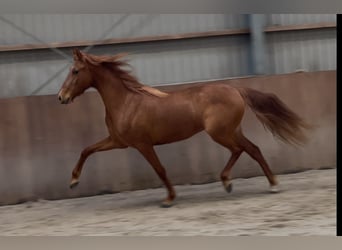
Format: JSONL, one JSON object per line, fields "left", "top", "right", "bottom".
{"left": 92, "top": 70, "right": 129, "bottom": 111}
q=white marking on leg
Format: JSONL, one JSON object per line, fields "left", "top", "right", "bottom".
{"left": 269, "top": 184, "right": 280, "bottom": 193}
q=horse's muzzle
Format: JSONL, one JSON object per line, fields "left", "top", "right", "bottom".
{"left": 58, "top": 95, "right": 71, "bottom": 104}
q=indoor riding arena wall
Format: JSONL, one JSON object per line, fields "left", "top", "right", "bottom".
{"left": 0, "top": 70, "right": 336, "bottom": 205}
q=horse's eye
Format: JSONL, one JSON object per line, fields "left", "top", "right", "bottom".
{"left": 72, "top": 69, "right": 79, "bottom": 75}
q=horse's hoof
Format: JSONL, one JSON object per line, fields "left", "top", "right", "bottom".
{"left": 269, "top": 185, "right": 279, "bottom": 193}
{"left": 70, "top": 179, "right": 79, "bottom": 189}
{"left": 222, "top": 181, "right": 233, "bottom": 193}
{"left": 225, "top": 183, "right": 233, "bottom": 193}
{"left": 160, "top": 200, "right": 173, "bottom": 208}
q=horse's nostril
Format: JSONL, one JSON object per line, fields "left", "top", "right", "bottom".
{"left": 58, "top": 95, "right": 62, "bottom": 101}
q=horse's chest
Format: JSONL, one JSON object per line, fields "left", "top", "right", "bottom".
{"left": 105, "top": 114, "right": 128, "bottom": 143}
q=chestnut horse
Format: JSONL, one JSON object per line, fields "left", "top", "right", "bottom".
{"left": 58, "top": 49, "right": 310, "bottom": 207}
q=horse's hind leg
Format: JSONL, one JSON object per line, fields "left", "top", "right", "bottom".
{"left": 237, "top": 133, "right": 279, "bottom": 192}
{"left": 206, "top": 129, "right": 244, "bottom": 193}
{"left": 209, "top": 128, "right": 278, "bottom": 193}
{"left": 220, "top": 148, "right": 243, "bottom": 192}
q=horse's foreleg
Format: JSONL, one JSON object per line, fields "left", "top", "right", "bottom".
{"left": 70, "top": 136, "right": 125, "bottom": 189}
{"left": 136, "top": 145, "right": 176, "bottom": 208}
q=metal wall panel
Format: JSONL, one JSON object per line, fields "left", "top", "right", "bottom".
{"left": 267, "top": 14, "right": 336, "bottom": 26}
{"left": 0, "top": 14, "right": 337, "bottom": 98}
{"left": 0, "top": 60, "right": 67, "bottom": 97}
{"left": 0, "top": 14, "right": 248, "bottom": 45}
{"left": 265, "top": 28, "right": 336, "bottom": 74}
{"left": 0, "top": 34, "right": 250, "bottom": 98}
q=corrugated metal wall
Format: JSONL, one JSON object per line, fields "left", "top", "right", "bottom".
{"left": 0, "top": 35, "right": 251, "bottom": 97}
{"left": 0, "top": 14, "right": 247, "bottom": 45}
{"left": 0, "top": 14, "right": 336, "bottom": 98}
{"left": 266, "top": 28, "right": 336, "bottom": 74}
{"left": 267, "top": 14, "right": 336, "bottom": 26}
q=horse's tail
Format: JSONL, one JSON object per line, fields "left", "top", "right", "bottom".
{"left": 237, "top": 87, "right": 312, "bottom": 146}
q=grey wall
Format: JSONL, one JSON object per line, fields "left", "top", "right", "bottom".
{"left": 0, "top": 14, "right": 336, "bottom": 98}
{"left": 267, "top": 14, "right": 336, "bottom": 26}
{"left": 0, "top": 14, "right": 247, "bottom": 45}
{"left": 1, "top": 14, "right": 335, "bottom": 45}
{"left": 265, "top": 29, "right": 336, "bottom": 74}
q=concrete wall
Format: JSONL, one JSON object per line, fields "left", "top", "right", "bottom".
{"left": 0, "top": 71, "right": 336, "bottom": 205}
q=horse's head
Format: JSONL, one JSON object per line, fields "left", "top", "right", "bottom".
{"left": 58, "top": 48, "right": 94, "bottom": 104}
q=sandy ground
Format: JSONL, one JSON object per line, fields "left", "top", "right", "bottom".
{"left": 0, "top": 168, "right": 336, "bottom": 236}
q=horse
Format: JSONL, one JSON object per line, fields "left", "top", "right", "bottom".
{"left": 58, "top": 48, "right": 310, "bottom": 207}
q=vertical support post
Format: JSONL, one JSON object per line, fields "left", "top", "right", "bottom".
{"left": 248, "top": 14, "right": 267, "bottom": 75}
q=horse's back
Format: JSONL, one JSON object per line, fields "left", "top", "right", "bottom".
{"left": 172, "top": 83, "right": 245, "bottom": 115}
{"left": 160, "top": 84, "right": 245, "bottom": 141}
{"left": 119, "top": 83, "right": 246, "bottom": 146}
{"left": 184, "top": 84, "right": 245, "bottom": 136}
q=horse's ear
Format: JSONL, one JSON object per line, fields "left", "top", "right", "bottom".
{"left": 72, "top": 48, "right": 83, "bottom": 61}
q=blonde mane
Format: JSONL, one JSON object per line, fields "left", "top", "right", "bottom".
{"left": 81, "top": 52, "right": 169, "bottom": 98}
